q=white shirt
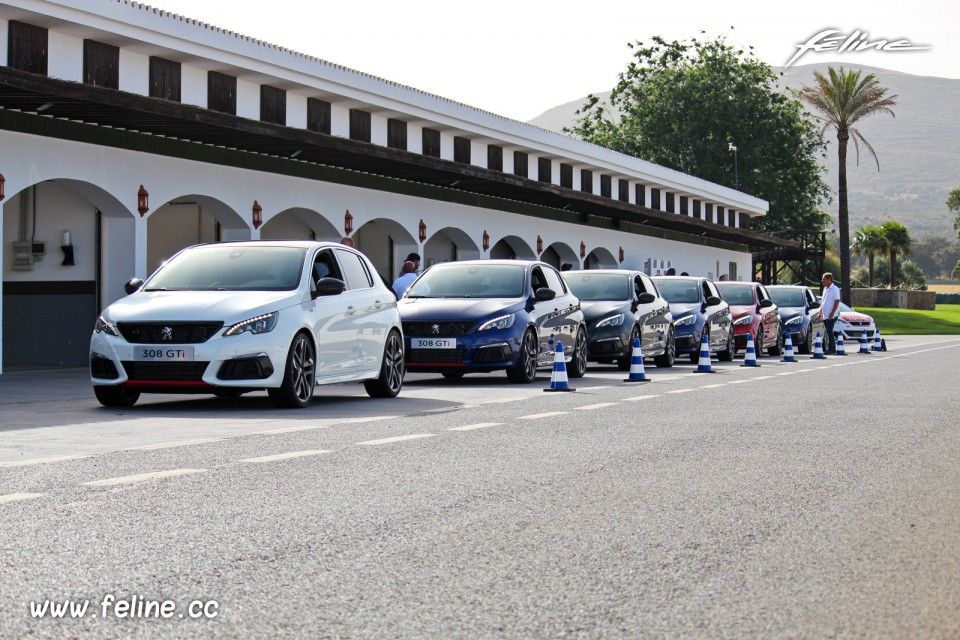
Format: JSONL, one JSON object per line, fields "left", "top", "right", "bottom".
{"left": 392, "top": 272, "right": 418, "bottom": 298}
{"left": 821, "top": 282, "right": 841, "bottom": 320}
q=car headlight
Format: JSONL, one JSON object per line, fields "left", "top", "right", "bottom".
{"left": 595, "top": 313, "right": 624, "bottom": 328}
{"left": 94, "top": 315, "right": 119, "bottom": 337}
{"left": 224, "top": 312, "right": 279, "bottom": 337}
{"left": 733, "top": 314, "right": 754, "bottom": 326}
{"left": 784, "top": 316, "right": 803, "bottom": 326}
{"left": 477, "top": 313, "right": 515, "bottom": 332}
{"left": 674, "top": 314, "right": 697, "bottom": 327}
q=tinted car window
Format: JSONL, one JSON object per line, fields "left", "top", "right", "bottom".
{"left": 312, "top": 249, "right": 343, "bottom": 285}
{"left": 716, "top": 284, "right": 754, "bottom": 305}
{"left": 406, "top": 264, "right": 526, "bottom": 298}
{"left": 564, "top": 273, "right": 630, "bottom": 301}
{"left": 705, "top": 280, "right": 721, "bottom": 300}
{"left": 336, "top": 249, "right": 373, "bottom": 290}
{"left": 531, "top": 267, "right": 549, "bottom": 292}
{"left": 144, "top": 245, "right": 305, "bottom": 291}
{"left": 768, "top": 288, "right": 805, "bottom": 307}
{"left": 654, "top": 279, "right": 700, "bottom": 303}
{"left": 542, "top": 266, "right": 567, "bottom": 295}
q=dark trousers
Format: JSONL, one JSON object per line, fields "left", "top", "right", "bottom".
{"left": 823, "top": 318, "right": 837, "bottom": 354}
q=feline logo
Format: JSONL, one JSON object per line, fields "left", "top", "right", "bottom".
{"left": 786, "top": 29, "right": 930, "bottom": 68}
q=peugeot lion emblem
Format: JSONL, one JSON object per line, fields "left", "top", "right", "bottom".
{"left": 430, "top": 324, "right": 441, "bottom": 335}
{"left": 161, "top": 326, "right": 174, "bottom": 341}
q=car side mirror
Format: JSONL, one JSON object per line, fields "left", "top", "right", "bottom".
{"left": 313, "top": 277, "right": 347, "bottom": 298}
{"left": 124, "top": 278, "right": 144, "bottom": 295}
{"left": 534, "top": 287, "right": 556, "bottom": 301}
{"left": 759, "top": 299, "right": 774, "bottom": 309}
{"left": 706, "top": 295, "right": 722, "bottom": 306}
{"left": 809, "top": 301, "right": 821, "bottom": 310}
{"left": 637, "top": 292, "right": 656, "bottom": 304}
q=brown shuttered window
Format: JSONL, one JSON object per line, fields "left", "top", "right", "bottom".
{"left": 692, "top": 199, "right": 702, "bottom": 219}
{"left": 149, "top": 56, "right": 181, "bottom": 102}
{"left": 307, "top": 99, "right": 331, "bottom": 134}
{"left": 8, "top": 21, "right": 48, "bottom": 75}
{"left": 635, "top": 184, "right": 646, "bottom": 206}
{"left": 537, "top": 158, "right": 552, "bottom": 183}
{"left": 600, "top": 175, "right": 612, "bottom": 198}
{"left": 650, "top": 189, "right": 661, "bottom": 210}
{"left": 83, "top": 40, "right": 119, "bottom": 89}
{"left": 739, "top": 212, "right": 750, "bottom": 229}
{"left": 580, "top": 170, "right": 593, "bottom": 193}
{"left": 208, "top": 71, "right": 237, "bottom": 115}
{"left": 728, "top": 209, "right": 737, "bottom": 226}
{"left": 387, "top": 119, "right": 407, "bottom": 150}
{"left": 618, "top": 179, "right": 629, "bottom": 202}
{"left": 679, "top": 196, "right": 689, "bottom": 215}
{"left": 705, "top": 203, "right": 714, "bottom": 223}
{"left": 716, "top": 206, "right": 725, "bottom": 225}
{"left": 560, "top": 164, "right": 573, "bottom": 189}
{"left": 422, "top": 128, "right": 441, "bottom": 157}
{"left": 454, "top": 137, "right": 471, "bottom": 164}
{"left": 349, "top": 109, "right": 371, "bottom": 142}
{"left": 487, "top": 145, "right": 503, "bottom": 171}
{"left": 260, "top": 85, "right": 286, "bottom": 125}
{"left": 513, "top": 152, "right": 528, "bottom": 178}
{"left": 665, "top": 192, "right": 675, "bottom": 213}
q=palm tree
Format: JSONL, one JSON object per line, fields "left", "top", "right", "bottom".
{"left": 797, "top": 67, "right": 896, "bottom": 303}
{"left": 881, "top": 221, "right": 912, "bottom": 288}
{"left": 852, "top": 225, "right": 888, "bottom": 287}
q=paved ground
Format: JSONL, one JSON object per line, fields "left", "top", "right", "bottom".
{"left": 1, "top": 336, "right": 959, "bottom": 639}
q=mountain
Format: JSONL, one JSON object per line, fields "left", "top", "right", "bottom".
{"left": 527, "top": 64, "right": 960, "bottom": 238}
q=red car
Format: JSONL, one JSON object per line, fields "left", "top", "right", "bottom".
{"left": 715, "top": 281, "right": 783, "bottom": 357}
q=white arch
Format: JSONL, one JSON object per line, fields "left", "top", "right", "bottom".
{"left": 490, "top": 235, "right": 536, "bottom": 260}
{"left": 260, "top": 207, "right": 340, "bottom": 241}
{"left": 423, "top": 226, "right": 481, "bottom": 267}
{"left": 586, "top": 246, "right": 619, "bottom": 269}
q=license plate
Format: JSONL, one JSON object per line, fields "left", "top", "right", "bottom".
{"left": 133, "top": 346, "right": 195, "bottom": 361}
{"left": 411, "top": 338, "right": 456, "bottom": 349}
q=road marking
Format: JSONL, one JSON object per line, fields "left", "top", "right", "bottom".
{"left": 519, "top": 411, "right": 569, "bottom": 420}
{"left": 574, "top": 403, "right": 619, "bottom": 410}
{"left": 339, "top": 416, "right": 397, "bottom": 424}
{"left": 586, "top": 386, "right": 610, "bottom": 391}
{"left": 776, "top": 371, "right": 798, "bottom": 376}
{"left": 727, "top": 379, "right": 753, "bottom": 384}
{"left": 482, "top": 397, "right": 526, "bottom": 404}
{"left": 0, "top": 455, "right": 91, "bottom": 468}
{"left": 0, "top": 493, "right": 44, "bottom": 505}
{"left": 623, "top": 394, "right": 659, "bottom": 401}
{"left": 699, "top": 384, "right": 726, "bottom": 389}
{"left": 240, "top": 449, "right": 333, "bottom": 463}
{"left": 127, "top": 438, "right": 224, "bottom": 451}
{"left": 447, "top": 422, "right": 504, "bottom": 432}
{"left": 356, "top": 434, "right": 436, "bottom": 446}
{"left": 254, "top": 424, "right": 331, "bottom": 435}
{"left": 666, "top": 389, "right": 697, "bottom": 394}
{"left": 82, "top": 468, "right": 207, "bottom": 488}
{"left": 752, "top": 376, "right": 774, "bottom": 380}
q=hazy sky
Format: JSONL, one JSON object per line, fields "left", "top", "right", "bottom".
{"left": 150, "top": 0, "right": 959, "bottom": 121}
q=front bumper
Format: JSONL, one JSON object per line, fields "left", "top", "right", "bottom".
{"left": 403, "top": 327, "right": 521, "bottom": 372}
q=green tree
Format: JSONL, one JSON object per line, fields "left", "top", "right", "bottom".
{"left": 852, "top": 225, "right": 888, "bottom": 287}
{"left": 796, "top": 67, "right": 896, "bottom": 304}
{"left": 881, "top": 221, "right": 912, "bottom": 288}
{"left": 566, "top": 36, "right": 830, "bottom": 233}
{"left": 949, "top": 187, "right": 960, "bottom": 237}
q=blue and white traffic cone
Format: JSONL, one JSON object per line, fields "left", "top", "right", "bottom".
{"left": 835, "top": 333, "right": 846, "bottom": 356}
{"left": 881, "top": 338, "right": 887, "bottom": 352}
{"left": 811, "top": 331, "right": 826, "bottom": 359}
{"left": 781, "top": 333, "right": 797, "bottom": 363}
{"left": 872, "top": 328, "right": 882, "bottom": 351}
{"left": 858, "top": 331, "right": 871, "bottom": 354}
{"left": 741, "top": 333, "right": 761, "bottom": 367}
{"left": 694, "top": 333, "right": 714, "bottom": 373}
{"left": 544, "top": 341, "right": 575, "bottom": 392}
{"left": 623, "top": 337, "right": 649, "bottom": 382}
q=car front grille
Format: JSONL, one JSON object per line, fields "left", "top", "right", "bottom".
{"left": 118, "top": 322, "right": 224, "bottom": 344}
{"left": 121, "top": 361, "right": 209, "bottom": 381}
{"left": 405, "top": 349, "right": 467, "bottom": 364}
{"left": 403, "top": 322, "right": 474, "bottom": 337}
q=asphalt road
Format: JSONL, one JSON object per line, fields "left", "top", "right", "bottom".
{"left": 2, "top": 336, "right": 959, "bottom": 639}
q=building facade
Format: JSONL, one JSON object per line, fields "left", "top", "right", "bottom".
{"left": 0, "top": 0, "right": 781, "bottom": 371}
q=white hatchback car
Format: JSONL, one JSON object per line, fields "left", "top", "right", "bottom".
{"left": 90, "top": 241, "right": 404, "bottom": 408}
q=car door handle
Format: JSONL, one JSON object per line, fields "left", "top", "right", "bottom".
{"left": 346, "top": 305, "right": 356, "bottom": 316}
{"left": 374, "top": 300, "right": 383, "bottom": 308}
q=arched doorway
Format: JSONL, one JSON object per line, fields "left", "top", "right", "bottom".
{"left": 423, "top": 227, "right": 480, "bottom": 268}
{"left": 146, "top": 195, "right": 245, "bottom": 275}
{"left": 259, "top": 207, "right": 340, "bottom": 242}
{"left": 490, "top": 235, "right": 536, "bottom": 261}
{"left": 585, "top": 247, "right": 618, "bottom": 269}
{"left": 352, "top": 218, "right": 418, "bottom": 282}
{"left": 542, "top": 242, "right": 578, "bottom": 270}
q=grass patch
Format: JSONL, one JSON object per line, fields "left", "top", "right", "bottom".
{"left": 858, "top": 304, "right": 960, "bottom": 335}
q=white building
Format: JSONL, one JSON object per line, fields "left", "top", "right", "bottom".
{"left": 0, "top": 0, "right": 786, "bottom": 371}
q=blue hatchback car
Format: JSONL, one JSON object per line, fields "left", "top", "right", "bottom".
{"left": 397, "top": 260, "right": 587, "bottom": 382}
{"left": 651, "top": 276, "right": 734, "bottom": 363}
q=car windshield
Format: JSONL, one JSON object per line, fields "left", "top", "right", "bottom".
{"left": 767, "top": 288, "right": 805, "bottom": 307}
{"left": 654, "top": 279, "right": 700, "bottom": 304}
{"left": 563, "top": 273, "right": 630, "bottom": 302}
{"left": 144, "top": 245, "right": 306, "bottom": 291}
{"left": 405, "top": 264, "right": 526, "bottom": 298}
{"left": 838, "top": 302, "right": 853, "bottom": 313}
{"left": 715, "top": 284, "right": 755, "bottom": 305}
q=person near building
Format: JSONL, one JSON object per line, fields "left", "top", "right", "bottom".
{"left": 818, "top": 272, "right": 842, "bottom": 354}
{"left": 405, "top": 252, "right": 421, "bottom": 272}
{"left": 665, "top": 267, "right": 676, "bottom": 276}
{"left": 340, "top": 236, "right": 354, "bottom": 247}
{"left": 392, "top": 261, "right": 418, "bottom": 298}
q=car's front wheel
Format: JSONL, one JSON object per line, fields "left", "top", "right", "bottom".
{"left": 717, "top": 327, "right": 735, "bottom": 362}
{"left": 654, "top": 328, "right": 676, "bottom": 368}
{"left": 568, "top": 327, "right": 588, "bottom": 378}
{"left": 769, "top": 328, "right": 784, "bottom": 356}
{"left": 268, "top": 332, "right": 316, "bottom": 408}
{"left": 506, "top": 330, "right": 538, "bottom": 384}
{"left": 94, "top": 385, "right": 140, "bottom": 408}
{"left": 364, "top": 330, "right": 404, "bottom": 398}
{"left": 617, "top": 326, "right": 640, "bottom": 371}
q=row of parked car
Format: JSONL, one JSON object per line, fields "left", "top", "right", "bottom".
{"left": 89, "top": 241, "right": 877, "bottom": 408}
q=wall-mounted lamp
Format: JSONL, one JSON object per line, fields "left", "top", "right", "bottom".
{"left": 580, "top": 241, "right": 586, "bottom": 259}
{"left": 536, "top": 235, "right": 543, "bottom": 255}
{"left": 0, "top": 173, "right": 5, "bottom": 202}
{"left": 344, "top": 209, "right": 353, "bottom": 236}
{"left": 482, "top": 230, "right": 490, "bottom": 252}
{"left": 619, "top": 247, "right": 625, "bottom": 263}
{"left": 61, "top": 229, "right": 75, "bottom": 266}
{"left": 419, "top": 219, "right": 427, "bottom": 243}
{"left": 252, "top": 200, "right": 263, "bottom": 229}
{"left": 137, "top": 185, "right": 149, "bottom": 217}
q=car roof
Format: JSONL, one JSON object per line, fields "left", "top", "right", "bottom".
{"left": 562, "top": 269, "right": 637, "bottom": 276}
{"left": 427, "top": 259, "right": 548, "bottom": 268}
{"left": 651, "top": 275, "right": 703, "bottom": 283}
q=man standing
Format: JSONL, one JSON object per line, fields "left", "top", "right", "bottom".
{"left": 818, "top": 272, "right": 842, "bottom": 354}
{"left": 392, "top": 261, "right": 418, "bottom": 298}
{"left": 405, "top": 252, "right": 421, "bottom": 273}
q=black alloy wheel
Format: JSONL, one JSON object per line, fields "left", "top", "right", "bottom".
{"left": 506, "top": 330, "right": 538, "bottom": 384}
{"left": 365, "top": 330, "right": 405, "bottom": 398}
